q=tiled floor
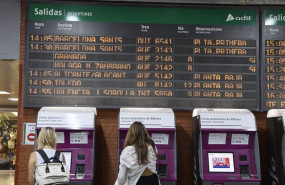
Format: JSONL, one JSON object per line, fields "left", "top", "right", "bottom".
{"left": 0, "top": 170, "right": 14, "bottom": 185}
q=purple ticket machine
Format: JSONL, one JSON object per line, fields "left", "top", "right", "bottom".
{"left": 36, "top": 107, "right": 96, "bottom": 185}
{"left": 119, "top": 108, "right": 177, "bottom": 185}
{"left": 266, "top": 109, "right": 285, "bottom": 185}
{"left": 192, "top": 109, "right": 261, "bottom": 185}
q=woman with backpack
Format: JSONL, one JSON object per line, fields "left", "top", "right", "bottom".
{"left": 28, "top": 127, "right": 66, "bottom": 185}
{"left": 114, "top": 121, "right": 161, "bottom": 185}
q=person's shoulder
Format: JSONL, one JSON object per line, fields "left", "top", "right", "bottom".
{"left": 123, "top": 145, "right": 135, "bottom": 151}
{"left": 29, "top": 151, "right": 37, "bottom": 161}
{"left": 121, "top": 145, "right": 135, "bottom": 155}
{"left": 30, "top": 151, "right": 37, "bottom": 157}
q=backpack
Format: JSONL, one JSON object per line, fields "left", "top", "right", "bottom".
{"left": 34, "top": 150, "right": 70, "bottom": 185}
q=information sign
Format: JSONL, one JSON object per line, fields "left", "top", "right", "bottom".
{"left": 25, "top": 2, "right": 260, "bottom": 110}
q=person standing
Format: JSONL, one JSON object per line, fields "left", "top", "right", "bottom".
{"left": 0, "top": 130, "right": 3, "bottom": 159}
{"left": 28, "top": 127, "right": 66, "bottom": 185}
{"left": 1, "top": 128, "right": 10, "bottom": 159}
{"left": 115, "top": 121, "right": 160, "bottom": 185}
{"left": 8, "top": 129, "right": 16, "bottom": 154}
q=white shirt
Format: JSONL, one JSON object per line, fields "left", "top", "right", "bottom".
{"left": 115, "top": 145, "right": 158, "bottom": 185}
{"left": 36, "top": 149, "right": 63, "bottom": 165}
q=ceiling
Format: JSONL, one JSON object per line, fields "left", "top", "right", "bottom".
{"left": 0, "top": 59, "right": 19, "bottom": 120}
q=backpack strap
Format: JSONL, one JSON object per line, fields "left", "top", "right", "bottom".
{"left": 53, "top": 151, "right": 66, "bottom": 172}
{"left": 37, "top": 149, "right": 51, "bottom": 163}
{"left": 53, "top": 151, "right": 61, "bottom": 163}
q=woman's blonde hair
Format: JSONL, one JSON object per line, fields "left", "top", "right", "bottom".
{"left": 37, "top": 127, "right": 56, "bottom": 150}
{"left": 124, "top": 121, "right": 158, "bottom": 165}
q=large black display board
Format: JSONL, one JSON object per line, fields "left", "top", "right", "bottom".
{"left": 261, "top": 8, "right": 285, "bottom": 111}
{"left": 25, "top": 1, "right": 260, "bottom": 110}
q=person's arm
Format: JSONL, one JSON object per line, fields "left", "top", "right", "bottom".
{"left": 116, "top": 146, "right": 133, "bottom": 185}
{"left": 117, "top": 163, "right": 127, "bottom": 185}
{"left": 28, "top": 152, "right": 36, "bottom": 185}
{"left": 62, "top": 153, "right": 66, "bottom": 163}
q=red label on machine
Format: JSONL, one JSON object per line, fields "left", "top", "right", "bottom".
{"left": 212, "top": 157, "right": 230, "bottom": 168}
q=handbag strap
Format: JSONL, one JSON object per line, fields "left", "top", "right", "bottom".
{"left": 37, "top": 149, "right": 51, "bottom": 163}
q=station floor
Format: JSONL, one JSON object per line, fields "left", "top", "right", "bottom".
{"left": 0, "top": 170, "right": 15, "bottom": 185}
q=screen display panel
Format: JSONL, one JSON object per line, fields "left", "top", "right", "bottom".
{"left": 24, "top": 1, "right": 260, "bottom": 110}
{"left": 261, "top": 8, "right": 285, "bottom": 111}
{"left": 208, "top": 152, "right": 235, "bottom": 172}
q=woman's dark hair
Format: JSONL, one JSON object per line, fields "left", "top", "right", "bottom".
{"left": 124, "top": 121, "right": 158, "bottom": 165}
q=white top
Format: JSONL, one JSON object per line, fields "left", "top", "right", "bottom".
{"left": 115, "top": 145, "right": 158, "bottom": 185}
{"left": 36, "top": 149, "right": 63, "bottom": 165}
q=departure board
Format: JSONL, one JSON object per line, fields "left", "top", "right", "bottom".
{"left": 24, "top": 2, "right": 260, "bottom": 110}
{"left": 262, "top": 8, "right": 285, "bottom": 111}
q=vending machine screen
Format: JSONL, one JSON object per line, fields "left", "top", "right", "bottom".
{"left": 208, "top": 153, "right": 235, "bottom": 173}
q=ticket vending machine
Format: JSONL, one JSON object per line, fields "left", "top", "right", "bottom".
{"left": 118, "top": 108, "right": 177, "bottom": 185}
{"left": 266, "top": 109, "right": 285, "bottom": 185}
{"left": 192, "top": 108, "right": 261, "bottom": 185}
{"left": 36, "top": 107, "right": 96, "bottom": 185}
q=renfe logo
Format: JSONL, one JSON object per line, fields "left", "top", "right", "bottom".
{"left": 212, "top": 157, "right": 230, "bottom": 168}
{"left": 226, "top": 14, "right": 252, "bottom": 22}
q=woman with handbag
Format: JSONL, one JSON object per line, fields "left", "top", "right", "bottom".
{"left": 115, "top": 121, "right": 161, "bottom": 185}
{"left": 28, "top": 127, "right": 66, "bottom": 185}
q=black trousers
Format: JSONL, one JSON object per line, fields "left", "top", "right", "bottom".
{"left": 136, "top": 173, "right": 160, "bottom": 185}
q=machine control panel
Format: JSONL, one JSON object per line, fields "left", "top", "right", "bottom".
{"left": 239, "top": 155, "right": 248, "bottom": 161}
{"left": 119, "top": 108, "right": 176, "bottom": 185}
{"left": 76, "top": 164, "right": 86, "bottom": 179}
{"left": 158, "top": 164, "right": 168, "bottom": 179}
{"left": 36, "top": 107, "right": 97, "bottom": 185}
{"left": 192, "top": 109, "right": 261, "bottom": 185}
{"left": 77, "top": 154, "right": 86, "bottom": 160}
{"left": 239, "top": 165, "right": 251, "bottom": 179}
{"left": 158, "top": 154, "right": 167, "bottom": 161}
